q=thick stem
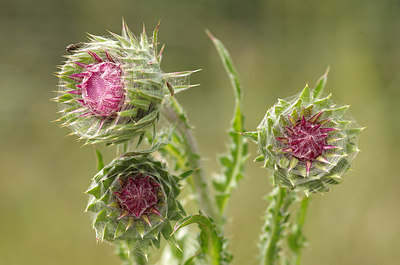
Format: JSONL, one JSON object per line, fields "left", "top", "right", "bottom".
{"left": 260, "top": 187, "right": 295, "bottom": 265}
{"left": 162, "top": 99, "right": 219, "bottom": 222}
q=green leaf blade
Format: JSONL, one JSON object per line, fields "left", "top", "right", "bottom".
{"left": 207, "top": 30, "right": 249, "bottom": 216}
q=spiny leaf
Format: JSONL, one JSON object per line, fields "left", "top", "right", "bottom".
{"left": 206, "top": 30, "right": 242, "bottom": 100}
{"left": 260, "top": 187, "right": 295, "bottom": 265}
{"left": 207, "top": 30, "right": 248, "bottom": 216}
{"left": 172, "top": 215, "right": 231, "bottom": 265}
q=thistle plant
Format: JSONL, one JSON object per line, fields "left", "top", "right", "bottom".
{"left": 53, "top": 20, "right": 363, "bottom": 265}
{"left": 249, "top": 73, "right": 364, "bottom": 265}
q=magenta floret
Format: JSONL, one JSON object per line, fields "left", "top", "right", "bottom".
{"left": 69, "top": 51, "right": 125, "bottom": 116}
{"left": 114, "top": 175, "right": 160, "bottom": 219}
{"left": 277, "top": 112, "right": 338, "bottom": 175}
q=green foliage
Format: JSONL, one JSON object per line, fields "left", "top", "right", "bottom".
{"left": 172, "top": 214, "right": 232, "bottom": 265}
{"left": 260, "top": 187, "right": 296, "bottom": 265}
{"left": 53, "top": 19, "right": 365, "bottom": 265}
{"left": 207, "top": 30, "right": 249, "bottom": 215}
{"left": 158, "top": 98, "right": 195, "bottom": 173}
{"left": 160, "top": 97, "right": 219, "bottom": 221}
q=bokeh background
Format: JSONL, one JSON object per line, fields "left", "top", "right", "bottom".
{"left": 1, "top": 0, "right": 399, "bottom": 264}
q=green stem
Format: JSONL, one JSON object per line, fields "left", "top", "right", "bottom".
{"left": 260, "top": 187, "right": 295, "bottom": 265}
{"left": 162, "top": 98, "right": 219, "bottom": 223}
{"left": 290, "top": 196, "right": 309, "bottom": 265}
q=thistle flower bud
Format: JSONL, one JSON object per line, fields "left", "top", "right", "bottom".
{"left": 85, "top": 155, "right": 185, "bottom": 256}
{"left": 253, "top": 71, "right": 363, "bottom": 194}
{"left": 55, "top": 21, "right": 195, "bottom": 145}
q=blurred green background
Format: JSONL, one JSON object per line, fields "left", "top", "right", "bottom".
{"left": 1, "top": 0, "right": 399, "bottom": 264}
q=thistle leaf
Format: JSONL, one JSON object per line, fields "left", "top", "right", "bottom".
{"left": 260, "top": 187, "right": 295, "bottom": 265}
{"left": 207, "top": 30, "right": 248, "bottom": 215}
{"left": 172, "top": 215, "right": 232, "bottom": 265}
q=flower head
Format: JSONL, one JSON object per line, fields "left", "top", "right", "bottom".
{"left": 253, "top": 70, "right": 364, "bottom": 194}
{"left": 85, "top": 155, "right": 184, "bottom": 256}
{"left": 55, "top": 21, "right": 197, "bottom": 145}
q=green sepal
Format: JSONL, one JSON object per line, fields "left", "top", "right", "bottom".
{"left": 346, "top": 127, "right": 366, "bottom": 138}
{"left": 179, "top": 169, "right": 196, "bottom": 180}
{"left": 313, "top": 67, "right": 329, "bottom": 100}
{"left": 115, "top": 221, "right": 126, "bottom": 239}
{"left": 254, "top": 155, "right": 265, "bottom": 162}
{"left": 86, "top": 184, "right": 101, "bottom": 199}
{"left": 242, "top": 131, "right": 259, "bottom": 142}
{"left": 299, "top": 84, "right": 311, "bottom": 103}
{"left": 94, "top": 209, "right": 109, "bottom": 224}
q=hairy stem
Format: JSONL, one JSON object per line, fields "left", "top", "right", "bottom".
{"left": 289, "top": 196, "right": 309, "bottom": 265}
{"left": 260, "top": 187, "right": 295, "bottom": 265}
{"left": 162, "top": 98, "right": 219, "bottom": 222}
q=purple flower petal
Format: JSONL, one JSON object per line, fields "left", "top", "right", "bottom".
{"left": 87, "top": 51, "right": 103, "bottom": 63}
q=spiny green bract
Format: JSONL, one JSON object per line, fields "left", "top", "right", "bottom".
{"left": 55, "top": 20, "right": 196, "bottom": 145}
{"left": 250, "top": 70, "right": 364, "bottom": 194}
{"left": 85, "top": 154, "right": 185, "bottom": 257}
